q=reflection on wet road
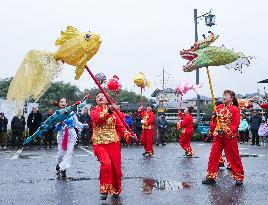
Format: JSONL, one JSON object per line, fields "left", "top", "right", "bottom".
{"left": 142, "top": 178, "right": 194, "bottom": 194}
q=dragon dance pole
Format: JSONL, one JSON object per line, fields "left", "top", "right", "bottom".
{"left": 140, "top": 87, "right": 144, "bottom": 106}
{"left": 177, "top": 95, "right": 182, "bottom": 121}
{"left": 205, "top": 67, "right": 220, "bottom": 128}
{"left": 176, "top": 94, "right": 183, "bottom": 130}
{"left": 85, "top": 65, "right": 135, "bottom": 136}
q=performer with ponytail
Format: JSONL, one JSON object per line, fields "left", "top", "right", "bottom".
{"left": 202, "top": 90, "right": 244, "bottom": 186}
{"left": 90, "top": 93, "right": 133, "bottom": 200}
{"left": 55, "top": 97, "right": 88, "bottom": 178}
{"left": 208, "top": 102, "right": 231, "bottom": 170}
{"left": 177, "top": 106, "right": 194, "bottom": 157}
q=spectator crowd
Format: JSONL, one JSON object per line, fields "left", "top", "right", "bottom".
{"left": 0, "top": 105, "right": 267, "bottom": 150}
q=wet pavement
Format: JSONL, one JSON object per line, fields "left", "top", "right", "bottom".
{"left": 0, "top": 142, "right": 267, "bottom": 205}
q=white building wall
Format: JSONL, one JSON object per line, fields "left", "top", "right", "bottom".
{"left": 0, "top": 99, "right": 16, "bottom": 128}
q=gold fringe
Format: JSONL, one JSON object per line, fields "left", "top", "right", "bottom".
{"left": 7, "top": 50, "right": 63, "bottom": 108}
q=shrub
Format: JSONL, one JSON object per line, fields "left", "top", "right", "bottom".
{"left": 165, "top": 122, "right": 204, "bottom": 142}
{"left": 165, "top": 122, "right": 180, "bottom": 142}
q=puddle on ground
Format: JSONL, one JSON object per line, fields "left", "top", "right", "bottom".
{"left": 49, "top": 176, "right": 142, "bottom": 182}
{"left": 19, "top": 154, "right": 39, "bottom": 159}
{"left": 0, "top": 151, "right": 14, "bottom": 155}
{"left": 240, "top": 154, "right": 259, "bottom": 158}
{"left": 224, "top": 154, "right": 259, "bottom": 158}
{"left": 142, "top": 178, "right": 195, "bottom": 194}
{"left": 47, "top": 176, "right": 99, "bottom": 182}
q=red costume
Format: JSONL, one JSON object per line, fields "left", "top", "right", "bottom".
{"left": 178, "top": 112, "right": 194, "bottom": 155}
{"left": 206, "top": 103, "right": 244, "bottom": 181}
{"left": 218, "top": 155, "right": 232, "bottom": 169}
{"left": 116, "top": 111, "right": 126, "bottom": 140}
{"left": 138, "top": 110, "right": 155, "bottom": 155}
{"left": 209, "top": 121, "right": 231, "bottom": 169}
{"left": 91, "top": 105, "right": 131, "bottom": 195}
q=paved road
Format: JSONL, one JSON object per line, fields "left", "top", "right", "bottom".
{"left": 0, "top": 142, "right": 267, "bottom": 205}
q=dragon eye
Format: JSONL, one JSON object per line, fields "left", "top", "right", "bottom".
{"left": 84, "top": 34, "right": 91, "bottom": 41}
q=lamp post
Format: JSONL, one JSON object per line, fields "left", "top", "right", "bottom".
{"left": 194, "top": 9, "right": 216, "bottom": 123}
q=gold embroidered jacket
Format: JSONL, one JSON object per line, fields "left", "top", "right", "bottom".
{"left": 90, "top": 105, "right": 131, "bottom": 145}
{"left": 209, "top": 104, "right": 240, "bottom": 139}
{"left": 138, "top": 110, "right": 155, "bottom": 129}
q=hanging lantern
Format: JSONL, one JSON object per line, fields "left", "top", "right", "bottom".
{"left": 107, "top": 75, "right": 121, "bottom": 92}
{"left": 205, "top": 13, "right": 216, "bottom": 27}
{"left": 134, "top": 72, "right": 150, "bottom": 89}
{"left": 238, "top": 98, "right": 254, "bottom": 110}
{"left": 260, "top": 103, "right": 268, "bottom": 110}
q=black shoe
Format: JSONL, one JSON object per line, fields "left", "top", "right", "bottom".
{"left": 235, "top": 180, "right": 243, "bottom": 186}
{"left": 226, "top": 167, "right": 232, "bottom": 171}
{"left": 56, "top": 164, "right": 60, "bottom": 171}
{"left": 142, "top": 152, "right": 147, "bottom": 156}
{"left": 251, "top": 143, "right": 255, "bottom": 145}
{"left": 61, "top": 170, "right": 66, "bottom": 178}
{"left": 145, "top": 153, "right": 154, "bottom": 157}
{"left": 156, "top": 143, "right": 159, "bottom": 146}
{"left": 162, "top": 143, "right": 166, "bottom": 146}
{"left": 256, "top": 144, "right": 261, "bottom": 146}
{"left": 185, "top": 153, "right": 193, "bottom": 157}
{"left": 100, "top": 193, "right": 108, "bottom": 200}
{"left": 218, "top": 163, "right": 225, "bottom": 168}
{"left": 112, "top": 194, "right": 120, "bottom": 199}
{"left": 202, "top": 178, "right": 216, "bottom": 185}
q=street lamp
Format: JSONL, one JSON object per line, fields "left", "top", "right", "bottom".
{"left": 194, "top": 9, "right": 216, "bottom": 124}
{"left": 205, "top": 14, "right": 216, "bottom": 27}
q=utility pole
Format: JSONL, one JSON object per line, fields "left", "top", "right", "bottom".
{"left": 193, "top": 9, "right": 215, "bottom": 123}
{"left": 194, "top": 9, "right": 201, "bottom": 123}
{"left": 162, "top": 67, "right": 165, "bottom": 90}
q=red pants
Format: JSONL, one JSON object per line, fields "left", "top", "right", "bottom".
{"left": 206, "top": 136, "right": 244, "bottom": 181}
{"left": 179, "top": 129, "right": 194, "bottom": 155}
{"left": 93, "top": 142, "right": 122, "bottom": 194}
{"left": 141, "top": 129, "right": 154, "bottom": 154}
{"left": 219, "top": 155, "right": 225, "bottom": 164}
{"left": 219, "top": 154, "right": 231, "bottom": 168}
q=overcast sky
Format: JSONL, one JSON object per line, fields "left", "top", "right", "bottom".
{"left": 0, "top": 0, "right": 267, "bottom": 99}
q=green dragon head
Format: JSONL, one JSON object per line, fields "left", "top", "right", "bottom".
{"left": 180, "top": 31, "right": 251, "bottom": 72}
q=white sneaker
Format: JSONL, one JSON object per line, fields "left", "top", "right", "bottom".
{"left": 3, "top": 146, "right": 6, "bottom": 150}
{"left": 0, "top": 146, "right": 2, "bottom": 150}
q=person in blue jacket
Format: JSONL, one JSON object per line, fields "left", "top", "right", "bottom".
{"left": 238, "top": 114, "right": 249, "bottom": 144}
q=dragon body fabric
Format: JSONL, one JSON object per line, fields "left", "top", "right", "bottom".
{"left": 23, "top": 97, "right": 88, "bottom": 145}
{"left": 7, "top": 26, "right": 101, "bottom": 108}
{"left": 180, "top": 31, "right": 252, "bottom": 72}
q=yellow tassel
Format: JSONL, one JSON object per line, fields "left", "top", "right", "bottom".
{"left": 7, "top": 50, "right": 63, "bottom": 108}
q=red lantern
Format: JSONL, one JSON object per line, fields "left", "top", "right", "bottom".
{"left": 107, "top": 75, "right": 121, "bottom": 103}
{"left": 245, "top": 104, "right": 253, "bottom": 109}
{"left": 107, "top": 75, "right": 121, "bottom": 92}
{"left": 260, "top": 103, "right": 268, "bottom": 110}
